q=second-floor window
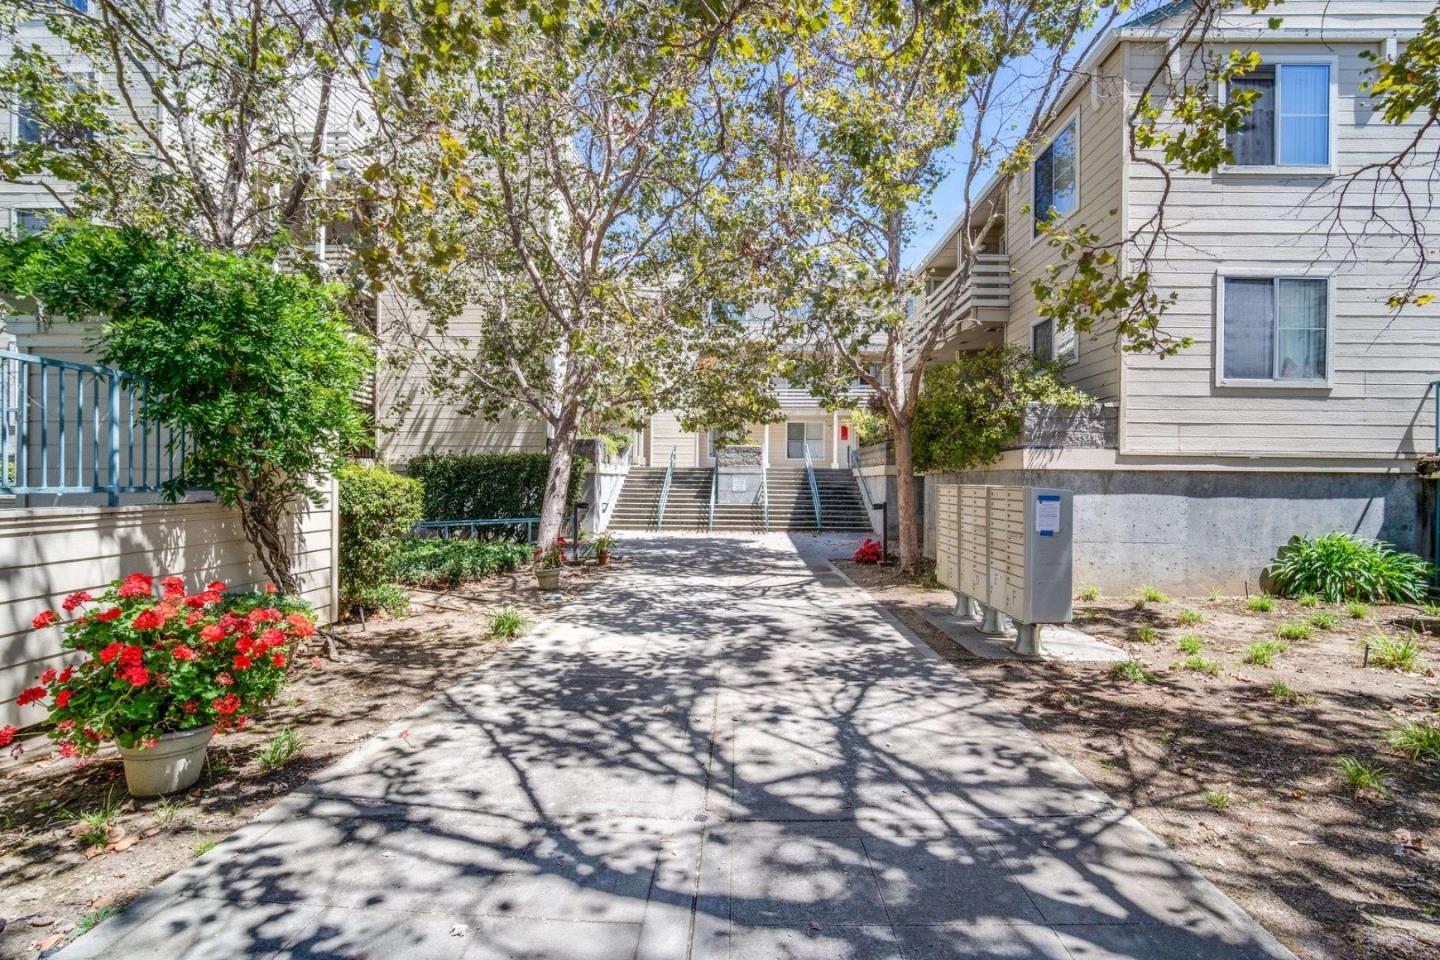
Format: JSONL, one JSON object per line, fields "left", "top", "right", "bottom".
{"left": 14, "top": 208, "right": 59, "bottom": 237}
{"left": 1031, "top": 318, "right": 1077, "bottom": 364}
{"left": 1221, "top": 276, "right": 1329, "bottom": 383}
{"left": 15, "top": 75, "right": 96, "bottom": 147}
{"left": 1033, "top": 116, "right": 1078, "bottom": 236}
{"left": 1227, "top": 63, "right": 1331, "bottom": 168}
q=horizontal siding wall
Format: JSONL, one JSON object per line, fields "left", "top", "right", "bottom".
{"left": 1123, "top": 33, "right": 1437, "bottom": 459}
{"left": 0, "top": 490, "right": 338, "bottom": 728}
{"left": 1204, "top": 1, "right": 1435, "bottom": 31}
{"left": 1004, "top": 47, "right": 1126, "bottom": 402}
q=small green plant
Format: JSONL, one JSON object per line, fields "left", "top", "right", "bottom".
{"left": 1268, "top": 681, "right": 1305, "bottom": 704}
{"left": 1247, "top": 595, "right": 1276, "bottom": 613}
{"left": 256, "top": 728, "right": 304, "bottom": 772}
{"left": 1296, "top": 593, "right": 1322, "bottom": 608}
{"left": 64, "top": 794, "right": 120, "bottom": 847}
{"left": 1110, "top": 659, "right": 1157, "bottom": 682}
{"left": 1268, "top": 532, "right": 1436, "bottom": 603}
{"left": 194, "top": 836, "right": 218, "bottom": 856}
{"left": 151, "top": 798, "right": 192, "bottom": 828}
{"left": 74, "top": 906, "right": 119, "bottom": 936}
{"left": 1202, "top": 788, "right": 1232, "bottom": 810}
{"left": 1208, "top": 587, "right": 1222, "bottom": 602}
{"left": 1077, "top": 585, "right": 1100, "bottom": 602}
{"left": 1276, "top": 621, "right": 1312, "bottom": 642}
{"left": 1178, "top": 654, "right": 1221, "bottom": 676}
{"left": 1365, "top": 634, "right": 1424, "bottom": 672}
{"left": 1135, "top": 586, "right": 1169, "bottom": 608}
{"left": 1133, "top": 624, "right": 1159, "bottom": 643}
{"left": 1245, "top": 639, "right": 1289, "bottom": 667}
{"left": 1336, "top": 756, "right": 1393, "bottom": 800}
{"left": 351, "top": 584, "right": 410, "bottom": 618}
{"left": 1346, "top": 601, "right": 1370, "bottom": 620}
{"left": 1422, "top": 602, "right": 1440, "bottom": 619}
{"left": 1177, "top": 608, "right": 1204, "bottom": 626}
{"left": 1385, "top": 719, "right": 1440, "bottom": 762}
{"left": 489, "top": 606, "right": 528, "bottom": 639}
{"left": 1177, "top": 633, "right": 1204, "bottom": 655}
{"left": 1307, "top": 612, "right": 1340, "bottom": 630}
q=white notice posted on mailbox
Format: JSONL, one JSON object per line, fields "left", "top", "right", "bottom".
{"left": 1035, "top": 494, "right": 1061, "bottom": 537}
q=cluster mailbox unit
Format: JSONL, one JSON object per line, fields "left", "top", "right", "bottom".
{"left": 935, "top": 484, "right": 1075, "bottom": 655}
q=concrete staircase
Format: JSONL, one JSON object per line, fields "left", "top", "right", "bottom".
{"left": 608, "top": 466, "right": 873, "bottom": 533}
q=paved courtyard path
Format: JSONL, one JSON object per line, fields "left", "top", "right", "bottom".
{"left": 61, "top": 535, "right": 1295, "bottom": 960}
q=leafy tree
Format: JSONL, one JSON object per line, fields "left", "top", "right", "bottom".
{"left": 0, "top": 223, "right": 371, "bottom": 594}
{"left": 913, "top": 348, "right": 1091, "bottom": 473}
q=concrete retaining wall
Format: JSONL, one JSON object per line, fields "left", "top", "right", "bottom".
{"left": 923, "top": 468, "right": 1425, "bottom": 596}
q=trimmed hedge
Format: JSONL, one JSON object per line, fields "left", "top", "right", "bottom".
{"left": 338, "top": 463, "right": 424, "bottom": 610}
{"left": 405, "top": 452, "right": 588, "bottom": 522}
{"left": 391, "top": 539, "right": 534, "bottom": 588}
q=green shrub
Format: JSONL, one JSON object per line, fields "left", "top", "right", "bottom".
{"left": 1276, "top": 621, "right": 1312, "bottom": 642}
{"left": 1268, "top": 533, "right": 1436, "bottom": 603}
{"left": 1336, "top": 756, "right": 1392, "bottom": 800}
{"left": 392, "top": 538, "right": 533, "bottom": 588}
{"left": 405, "top": 452, "right": 587, "bottom": 526}
{"left": 1365, "top": 634, "right": 1424, "bottom": 672}
{"left": 339, "top": 464, "right": 424, "bottom": 611}
{"left": 1246, "top": 595, "right": 1276, "bottom": 613}
{"left": 1177, "top": 633, "right": 1203, "bottom": 655}
{"left": 1110, "top": 659, "right": 1157, "bottom": 682}
{"left": 1385, "top": 719, "right": 1440, "bottom": 762}
{"left": 351, "top": 584, "right": 410, "bottom": 618}
{"left": 1245, "top": 639, "right": 1289, "bottom": 667}
{"left": 1307, "top": 612, "right": 1340, "bottom": 630}
{"left": 1177, "top": 608, "right": 1204, "bottom": 626}
{"left": 1346, "top": 601, "right": 1370, "bottom": 619}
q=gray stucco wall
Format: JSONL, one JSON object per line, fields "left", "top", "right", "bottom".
{"left": 923, "top": 468, "right": 1426, "bottom": 596}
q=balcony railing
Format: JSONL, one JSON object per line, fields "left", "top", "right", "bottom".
{"left": 921, "top": 253, "right": 1010, "bottom": 333}
{"left": 774, "top": 382, "right": 875, "bottom": 408}
{"left": 1, "top": 351, "right": 188, "bottom": 505}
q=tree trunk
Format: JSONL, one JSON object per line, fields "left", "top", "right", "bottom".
{"left": 238, "top": 489, "right": 301, "bottom": 596}
{"left": 891, "top": 415, "right": 920, "bottom": 573}
{"left": 536, "top": 404, "right": 581, "bottom": 552}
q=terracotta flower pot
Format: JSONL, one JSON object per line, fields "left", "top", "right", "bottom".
{"left": 536, "top": 567, "right": 561, "bottom": 591}
{"left": 116, "top": 725, "right": 214, "bottom": 797}
{"left": 595, "top": 549, "right": 610, "bottom": 566}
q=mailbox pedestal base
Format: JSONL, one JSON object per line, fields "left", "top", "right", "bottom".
{"left": 978, "top": 605, "right": 1009, "bottom": 634}
{"left": 1013, "top": 623, "right": 1044, "bottom": 657}
{"left": 952, "top": 593, "right": 977, "bottom": 620}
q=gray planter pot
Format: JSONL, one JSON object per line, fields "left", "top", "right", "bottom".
{"left": 536, "top": 567, "right": 561, "bottom": 590}
{"left": 116, "top": 725, "right": 214, "bottom": 797}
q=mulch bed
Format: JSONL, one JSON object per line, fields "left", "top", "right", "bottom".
{"left": 0, "top": 562, "right": 610, "bottom": 960}
{"left": 837, "top": 559, "right": 1440, "bottom": 960}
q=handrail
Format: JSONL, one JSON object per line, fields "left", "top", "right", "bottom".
{"left": 708, "top": 465, "right": 718, "bottom": 532}
{"left": 803, "top": 444, "right": 823, "bottom": 531}
{"left": 759, "top": 471, "right": 770, "bottom": 533}
{"left": 655, "top": 444, "right": 676, "bottom": 530}
{"left": 0, "top": 350, "right": 189, "bottom": 505}
{"left": 413, "top": 517, "right": 541, "bottom": 542}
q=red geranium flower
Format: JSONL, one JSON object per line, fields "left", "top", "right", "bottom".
{"left": 217, "top": 671, "right": 234, "bottom": 687}
{"left": 0, "top": 725, "right": 17, "bottom": 747}
{"left": 206, "top": 581, "right": 226, "bottom": 592}
{"left": 56, "top": 689, "right": 72, "bottom": 708}
{"left": 213, "top": 693, "right": 240, "bottom": 715}
{"left": 94, "top": 606, "right": 123, "bottom": 623}
{"left": 286, "top": 613, "right": 316, "bottom": 638}
{"left": 117, "top": 573, "right": 154, "bottom": 598}
{"left": 58, "top": 666, "right": 73, "bottom": 683}
{"left": 264, "top": 583, "right": 277, "bottom": 594}
{"left": 119, "top": 646, "right": 145, "bottom": 669}
{"left": 182, "top": 700, "right": 198, "bottom": 714}
{"left": 59, "top": 742, "right": 78, "bottom": 758}
{"left": 122, "top": 666, "right": 150, "bottom": 687}
{"left": 17, "top": 686, "right": 46, "bottom": 706}
{"left": 233, "top": 655, "right": 253, "bottom": 671}
{"left": 259, "top": 628, "right": 285, "bottom": 650}
{"left": 31, "top": 610, "right": 58, "bottom": 630}
{"left": 271, "top": 653, "right": 286, "bottom": 668}
{"left": 172, "top": 645, "right": 197, "bottom": 661}
{"left": 160, "top": 576, "right": 185, "bottom": 598}
{"left": 200, "top": 623, "right": 225, "bottom": 644}
{"left": 40, "top": 667, "right": 57, "bottom": 684}
{"left": 132, "top": 609, "right": 165, "bottom": 631}
{"left": 62, "top": 590, "right": 93, "bottom": 612}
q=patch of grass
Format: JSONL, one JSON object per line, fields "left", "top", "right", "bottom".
{"left": 1131, "top": 624, "right": 1159, "bottom": 644}
{"left": 1336, "top": 756, "right": 1393, "bottom": 800}
{"left": 1385, "top": 719, "right": 1440, "bottom": 763}
{"left": 1245, "top": 639, "right": 1289, "bottom": 666}
{"left": 151, "top": 798, "right": 192, "bottom": 828}
{"left": 1176, "top": 633, "right": 1204, "bottom": 655}
{"left": 256, "top": 728, "right": 304, "bottom": 772}
{"left": 488, "top": 606, "right": 529, "bottom": 639}
{"left": 1177, "top": 608, "right": 1204, "bottom": 626}
{"left": 1077, "top": 585, "right": 1099, "bottom": 602}
{"left": 194, "top": 836, "right": 218, "bottom": 857}
{"left": 1202, "top": 788, "right": 1232, "bottom": 810}
{"left": 1307, "top": 612, "right": 1340, "bottom": 630}
{"left": 1365, "top": 633, "right": 1424, "bottom": 672}
{"left": 1275, "top": 621, "right": 1312, "bottom": 642}
{"left": 1134, "top": 585, "right": 1169, "bottom": 608}
{"left": 1296, "top": 593, "right": 1322, "bottom": 608}
{"left": 64, "top": 794, "right": 120, "bottom": 847}
{"left": 1246, "top": 595, "right": 1276, "bottom": 613}
{"left": 1268, "top": 681, "right": 1310, "bottom": 704}
{"left": 1178, "top": 654, "right": 1221, "bottom": 677}
{"left": 1109, "top": 659, "right": 1158, "bottom": 683}
{"left": 1208, "top": 588, "right": 1222, "bottom": 602}
{"left": 1421, "top": 602, "right": 1440, "bottom": 619}
{"left": 1346, "top": 600, "right": 1370, "bottom": 619}
{"left": 74, "top": 906, "right": 119, "bottom": 936}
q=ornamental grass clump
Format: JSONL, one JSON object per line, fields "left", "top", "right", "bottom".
{"left": 7, "top": 573, "right": 315, "bottom": 758}
{"left": 1267, "top": 533, "right": 1435, "bottom": 603}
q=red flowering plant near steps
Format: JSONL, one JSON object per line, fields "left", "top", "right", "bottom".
{"left": 852, "top": 539, "right": 883, "bottom": 564}
{"left": 17, "top": 573, "right": 317, "bottom": 758}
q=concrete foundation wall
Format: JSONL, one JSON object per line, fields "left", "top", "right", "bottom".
{"left": 923, "top": 468, "right": 1424, "bottom": 597}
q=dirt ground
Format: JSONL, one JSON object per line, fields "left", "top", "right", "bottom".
{"left": 837, "top": 559, "right": 1440, "bottom": 960}
{"left": 0, "top": 561, "right": 610, "bottom": 960}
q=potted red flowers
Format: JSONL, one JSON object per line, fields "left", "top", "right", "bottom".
{"left": 20, "top": 573, "right": 317, "bottom": 796}
{"left": 852, "top": 539, "right": 883, "bottom": 564}
{"left": 534, "top": 543, "right": 565, "bottom": 591}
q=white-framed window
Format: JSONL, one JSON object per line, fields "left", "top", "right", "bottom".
{"left": 1225, "top": 60, "right": 1335, "bottom": 169}
{"left": 1216, "top": 274, "right": 1332, "bottom": 386}
{"left": 1030, "top": 317, "right": 1077, "bottom": 364}
{"left": 786, "top": 421, "right": 823, "bottom": 460}
{"left": 1032, "top": 114, "right": 1079, "bottom": 236}
{"left": 14, "top": 73, "right": 96, "bottom": 147}
{"left": 13, "top": 208, "right": 60, "bottom": 237}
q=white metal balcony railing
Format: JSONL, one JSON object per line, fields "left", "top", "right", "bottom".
{"left": 774, "top": 382, "right": 876, "bottom": 409}
{"left": 921, "top": 253, "right": 1010, "bottom": 333}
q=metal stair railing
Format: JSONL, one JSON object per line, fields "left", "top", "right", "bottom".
{"left": 848, "top": 446, "right": 881, "bottom": 535}
{"left": 708, "top": 465, "right": 718, "bottom": 532}
{"left": 758, "top": 470, "right": 770, "bottom": 533}
{"left": 654, "top": 445, "right": 676, "bottom": 531}
{"left": 803, "top": 444, "right": 823, "bottom": 531}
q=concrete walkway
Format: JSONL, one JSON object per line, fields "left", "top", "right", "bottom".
{"left": 61, "top": 535, "right": 1295, "bottom": 960}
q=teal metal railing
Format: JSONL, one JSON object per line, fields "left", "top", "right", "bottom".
{"left": 1, "top": 350, "right": 188, "bottom": 505}
{"left": 654, "top": 445, "right": 676, "bottom": 530}
{"left": 708, "top": 465, "right": 718, "bottom": 532}
{"left": 413, "top": 517, "right": 541, "bottom": 542}
{"left": 803, "top": 444, "right": 823, "bottom": 531}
